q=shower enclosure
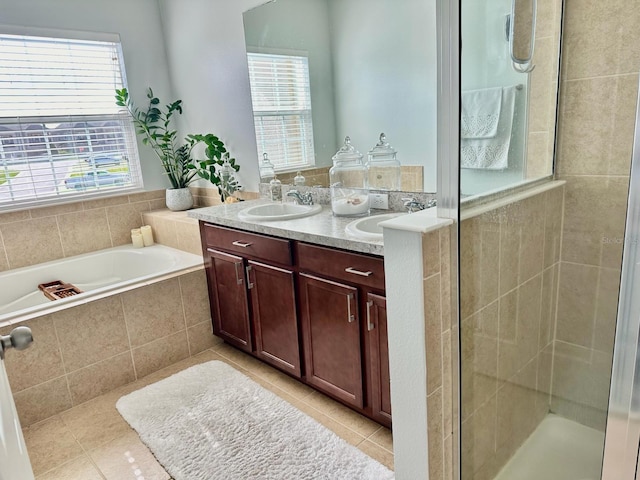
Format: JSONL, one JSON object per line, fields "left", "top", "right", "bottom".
{"left": 457, "top": 0, "right": 640, "bottom": 476}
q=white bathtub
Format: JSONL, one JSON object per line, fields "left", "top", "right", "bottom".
{"left": 0, "top": 244, "right": 203, "bottom": 326}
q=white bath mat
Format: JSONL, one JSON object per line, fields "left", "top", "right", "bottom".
{"left": 116, "top": 361, "right": 394, "bottom": 480}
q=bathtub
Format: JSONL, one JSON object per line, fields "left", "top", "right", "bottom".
{"left": 0, "top": 244, "right": 203, "bottom": 326}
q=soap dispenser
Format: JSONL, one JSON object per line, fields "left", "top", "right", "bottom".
{"left": 367, "top": 133, "right": 401, "bottom": 191}
{"left": 294, "top": 171, "right": 306, "bottom": 187}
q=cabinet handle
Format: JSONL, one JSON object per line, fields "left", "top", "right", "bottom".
{"left": 347, "top": 293, "right": 355, "bottom": 323}
{"left": 366, "top": 300, "right": 375, "bottom": 331}
{"left": 232, "top": 240, "right": 253, "bottom": 248}
{"left": 345, "top": 267, "right": 373, "bottom": 277}
{"left": 246, "top": 265, "right": 254, "bottom": 289}
{"left": 234, "top": 262, "right": 243, "bottom": 285}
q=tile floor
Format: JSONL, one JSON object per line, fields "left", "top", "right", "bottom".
{"left": 22, "top": 339, "right": 394, "bottom": 479}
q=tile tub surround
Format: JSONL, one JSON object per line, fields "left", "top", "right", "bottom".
{"left": 0, "top": 189, "right": 166, "bottom": 270}
{"left": 0, "top": 269, "right": 215, "bottom": 427}
{"left": 458, "top": 183, "right": 564, "bottom": 480}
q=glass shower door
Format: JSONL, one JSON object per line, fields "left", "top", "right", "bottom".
{"left": 458, "top": 0, "right": 639, "bottom": 476}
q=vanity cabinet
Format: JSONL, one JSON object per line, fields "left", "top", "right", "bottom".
{"left": 200, "top": 221, "right": 391, "bottom": 427}
{"left": 201, "top": 223, "right": 301, "bottom": 377}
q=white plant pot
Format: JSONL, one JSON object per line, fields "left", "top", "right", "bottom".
{"left": 166, "top": 188, "right": 193, "bottom": 211}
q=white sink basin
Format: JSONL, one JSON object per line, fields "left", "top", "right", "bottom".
{"left": 345, "top": 212, "right": 407, "bottom": 241}
{"left": 238, "top": 202, "right": 322, "bottom": 221}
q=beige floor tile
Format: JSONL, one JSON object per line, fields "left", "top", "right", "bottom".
{"left": 23, "top": 416, "right": 85, "bottom": 476}
{"left": 36, "top": 455, "right": 104, "bottom": 480}
{"left": 27, "top": 346, "right": 394, "bottom": 478}
{"left": 59, "top": 391, "right": 133, "bottom": 451}
{"left": 358, "top": 439, "right": 395, "bottom": 470}
{"left": 368, "top": 426, "right": 394, "bottom": 452}
{"left": 303, "top": 391, "right": 381, "bottom": 437}
{"left": 89, "top": 431, "right": 169, "bottom": 480}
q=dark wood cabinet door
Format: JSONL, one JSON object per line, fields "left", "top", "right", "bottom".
{"left": 367, "top": 292, "right": 392, "bottom": 426}
{"left": 299, "top": 273, "right": 363, "bottom": 408}
{"left": 206, "top": 248, "right": 252, "bottom": 352}
{"left": 248, "top": 260, "right": 301, "bottom": 377}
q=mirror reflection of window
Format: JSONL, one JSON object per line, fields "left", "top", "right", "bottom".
{"left": 247, "top": 52, "right": 316, "bottom": 172}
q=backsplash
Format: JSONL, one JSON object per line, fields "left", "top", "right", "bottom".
{"left": 258, "top": 184, "right": 436, "bottom": 212}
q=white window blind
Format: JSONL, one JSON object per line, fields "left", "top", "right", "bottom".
{"left": 0, "top": 33, "right": 142, "bottom": 209}
{"left": 247, "top": 52, "right": 315, "bottom": 171}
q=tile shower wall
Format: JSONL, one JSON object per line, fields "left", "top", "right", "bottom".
{"left": 525, "top": 0, "right": 562, "bottom": 178}
{"left": 0, "top": 190, "right": 166, "bottom": 270}
{"left": 551, "top": 0, "right": 640, "bottom": 430}
{"left": 422, "top": 225, "right": 454, "bottom": 480}
{"left": 458, "top": 185, "right": 564, "bottom": 479}
{"left": 0, "top": 269, "right": 215, "bottom": 427}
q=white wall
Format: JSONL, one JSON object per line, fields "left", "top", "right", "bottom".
{"left": 328, "top": 0, "right": 438, "bottom": 193}
{"left": 243, "top": 0, "right": 338, "bottom": 168}
{"left": 158, "top": 0, "right": 265, "bottom": 193}
{"left": 0, "top": 0, "right": 176, "bottom": 191}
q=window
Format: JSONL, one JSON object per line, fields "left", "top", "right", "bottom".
{"left": 0, "top": 32, "right": 142, "bottom": 209}
{"left": 247, "top": 52, "right": 315, "bottom": 171}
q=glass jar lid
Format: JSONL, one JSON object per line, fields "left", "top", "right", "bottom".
{"left": 332, "top": 136, "right": 364, "bottom": 164}
{"left": 367, "top": 133, "right": 397, "bottom": 162}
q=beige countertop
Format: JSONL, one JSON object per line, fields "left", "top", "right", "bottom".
{"left": 188, "top": 199, "right": 387, "bottom": 256}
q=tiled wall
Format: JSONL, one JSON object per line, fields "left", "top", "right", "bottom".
{"left": 525, "top": 0, "right": 562, "bottom": 179}
{"left": 551, "top": 0, "right": 639, "bottom": 430}
{"left": 458, "top": 185, "right": 564, "bottom": 479}
{"left": 422, "top": 225, "right": 454, "bottom": 480}
{"left": 0, "top": 269, "right": 215, "bottom": 427}
{"left": 0, "top": 190, "right": 166, "bottom": 270}
{"left": 189, "top": 186, "right": 260, "bottom": 208}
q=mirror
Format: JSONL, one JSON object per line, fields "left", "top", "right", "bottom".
{"left": 242, "top": 0, "right": 437, "bottom": 193}
{"left": 461, "top": 0, "right": 560, "bottom": 198}
{"left": 244, "top": 0, "right": 561, "bottom": 198}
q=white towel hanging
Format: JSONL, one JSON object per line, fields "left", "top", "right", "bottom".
{"left": 461, "top": 87, "right": 503, "bottom": 139}
{"left": 461, "top": 85, "right": 518, "bottom": 170}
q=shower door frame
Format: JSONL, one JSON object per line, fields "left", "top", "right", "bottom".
{"left": 601, "top": 75, "right": 640, "bottom": 480}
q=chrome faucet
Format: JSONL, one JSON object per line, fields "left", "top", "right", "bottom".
{"left": 286, "top": 190, "right": 314, "bottom": 205}
{"left": 403, "top": 197, "right": 437, "bottom": 213}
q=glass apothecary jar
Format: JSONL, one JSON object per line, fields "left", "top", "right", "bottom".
{"left": 329, "top": 136, "right": 370, "bottom": 217}
{"left": 259, "top": 153, "right": 275, "bottom": 182}
{"left": 367, "top": 133, "right": 401, "bottom": 191}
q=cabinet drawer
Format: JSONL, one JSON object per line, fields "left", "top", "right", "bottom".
{"left": 203, "top": 224, "right": 292, "bottom": 266}
{"left": 296, "top": 243, "right": 385, "bottom": 290}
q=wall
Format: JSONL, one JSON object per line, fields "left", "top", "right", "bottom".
{"left": 422, "top": 226, "right": 453, "bottom": 480}
{"left": 1, "top": 269, "right": 215, "bottom": 427}
{"left": 158, "top": 0, "right": 265, "bottom": 194}
{"left": 327, "top": 0, "right": 437, "bottom": 192}
{"left": 0, "top": 191, "right": 165, "bottom": 271}
{"left": 551, "top": 0, "right": 639, "bottom": 430}
{"left": 243, "top": 0, "right": 338, "bottom": 168}
{"left": 0, "top": 0, "right": 175, "bottom": 192}
{"left": 525, "top": 0, "right": 561, "bottom": 179}
{"left": 458, "top": 184, "right": 563, "bottom": 479}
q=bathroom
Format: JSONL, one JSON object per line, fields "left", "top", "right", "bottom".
{"left": 0, "top": 0, "right": 638, "bottom": 479}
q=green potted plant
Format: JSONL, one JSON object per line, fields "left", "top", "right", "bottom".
{"left": 115, "top": 88, "right": 240, "bottom": 210}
